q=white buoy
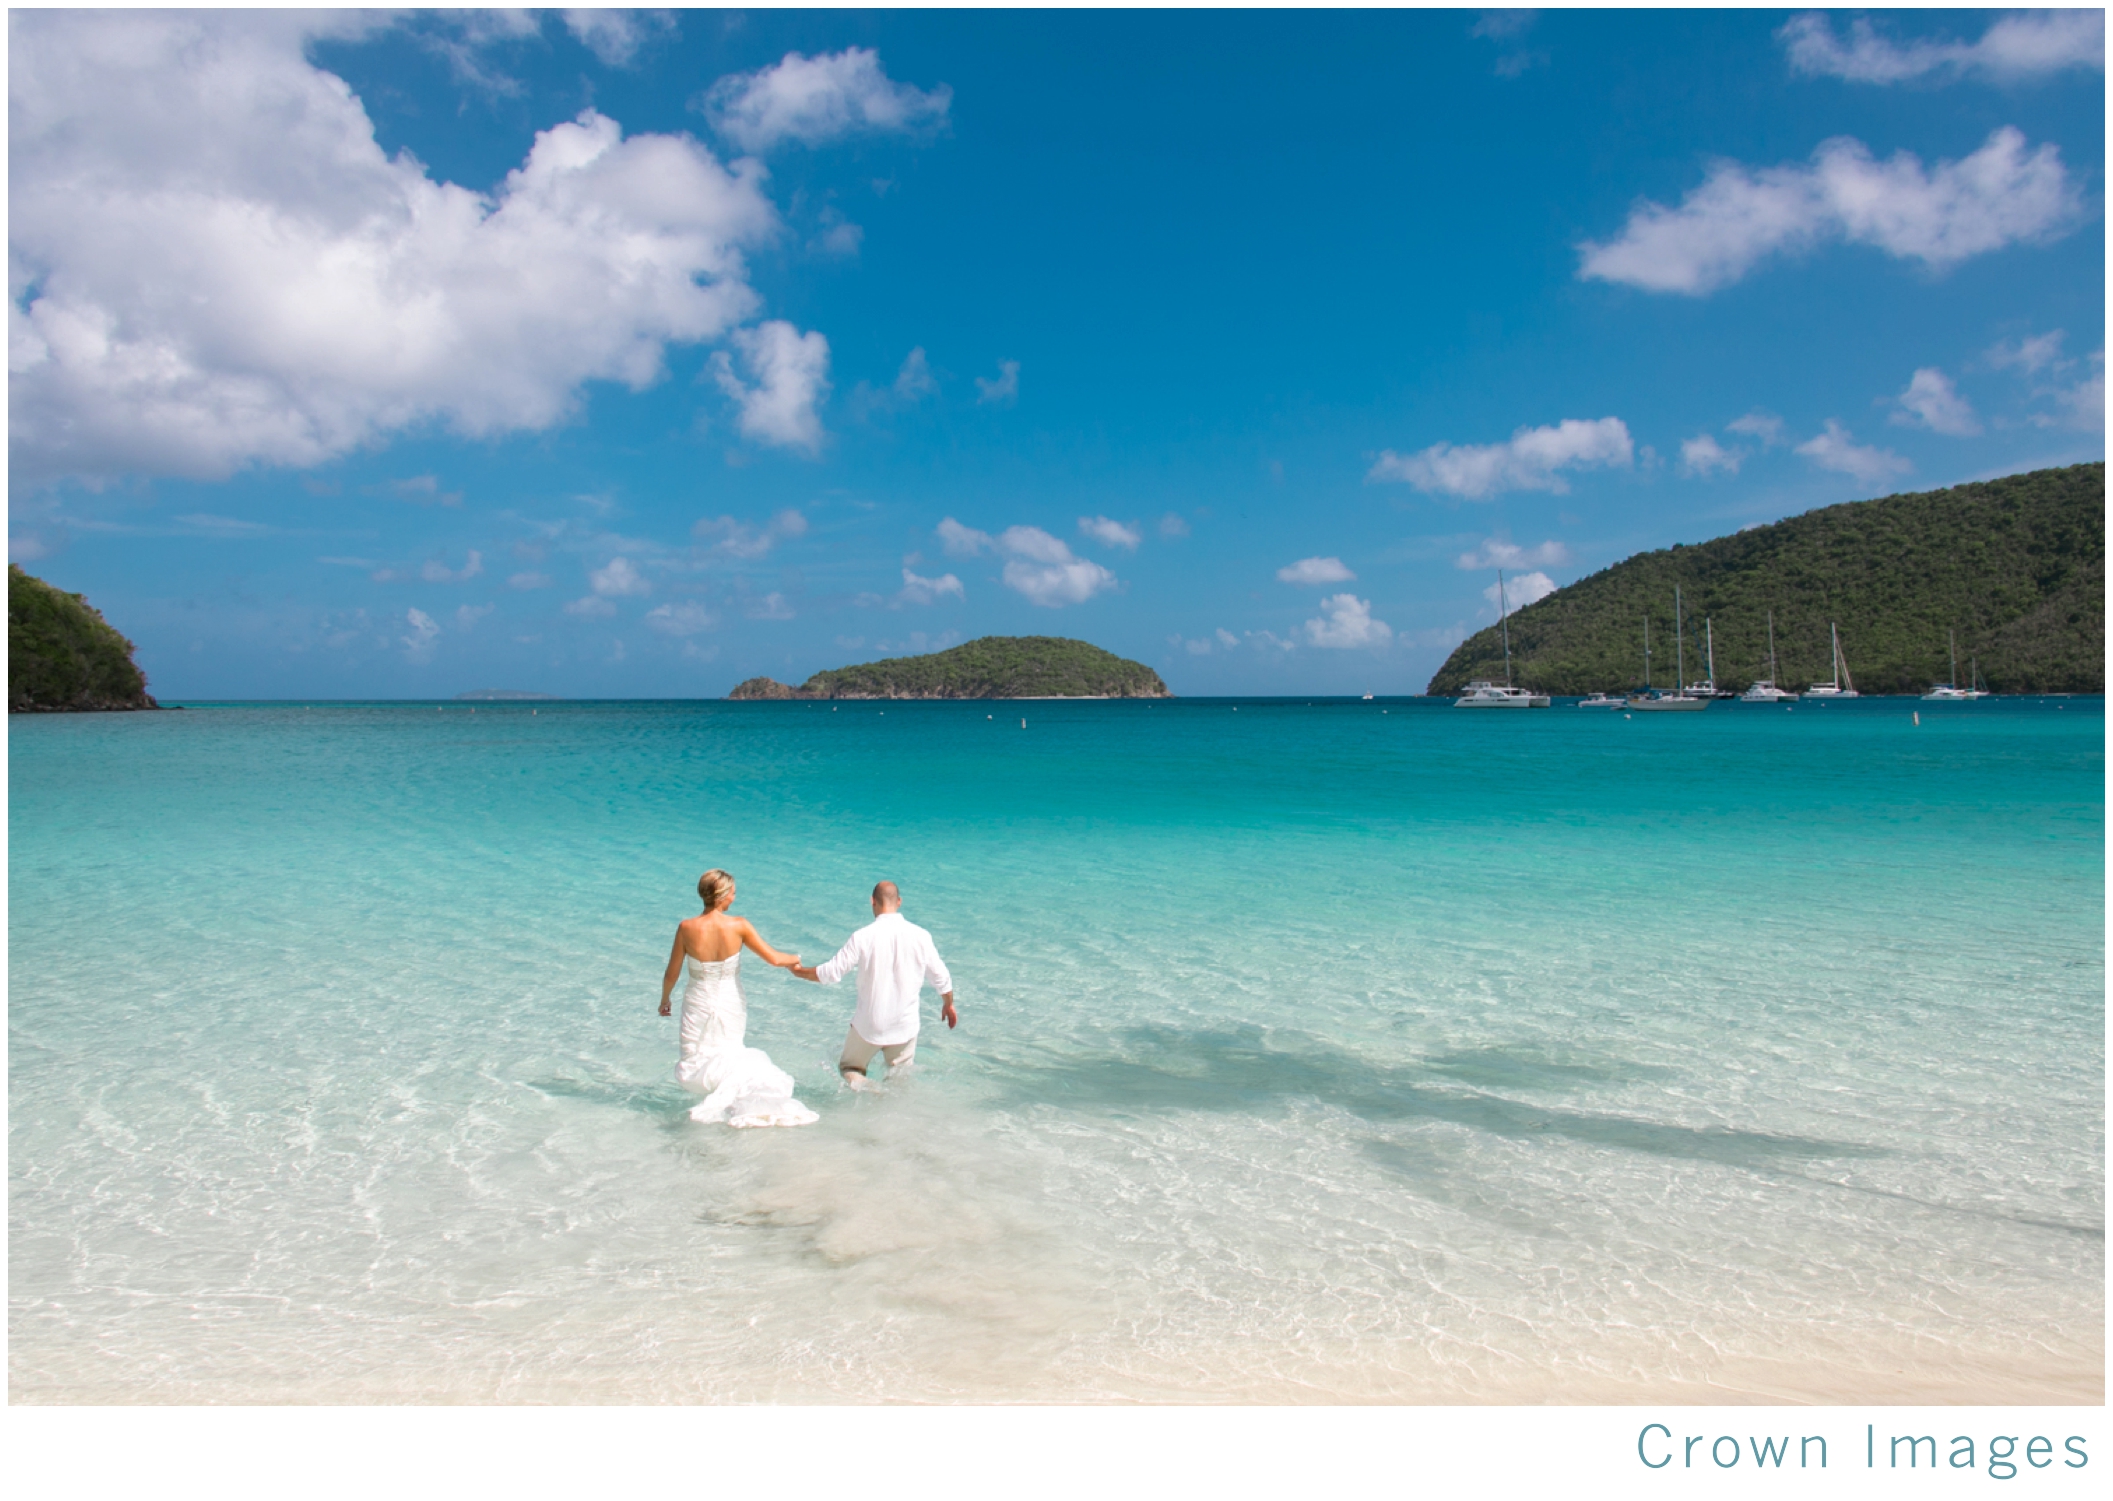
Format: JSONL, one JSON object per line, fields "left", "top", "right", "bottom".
{"left": 1913, "top": 711, "right": 1920, "bottom": 725}
{"left": 1020, "top": 718, "right": 1026, "bottom": 728}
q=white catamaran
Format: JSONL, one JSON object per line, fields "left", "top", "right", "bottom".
{"left": 1739, "top": 610, "right": 1798, "bottom": 702}
{"left": 1456, "top": 569, "right": 1550, "bottom": 707}
{"left": 1629, "top": 586, "right": 1709, "bottom": 711}
{"left": 1923, "top": 630, "right": 1987, "bottom": 700}
{"left": 1805, "top": 622, "right": 1858, "bottom": 698}
{"left": 1684, "top": 615, "right": 1734, "bottom": 698}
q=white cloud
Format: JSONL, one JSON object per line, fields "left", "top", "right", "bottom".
{"left": 936, "top": 517, "right": 993, "bottom": 556}
{"left": 1891, "top": 367, "right": 1981, "bottom": 436}
{"left": 1302, "top": 594, "right": 1392, "bottom": 649}
{"left": 454, "top": 603, "right": 494, "bottom": 631}
{"left": 1794, "top": 420, "right": 1913, "bottom": 484}
{"left": 9, "top": 12, "right": 780, "bottom": 487}
{"left": 893, "top": 347, "right": 937, "bottom": 402}
{"left": 401, "top": 607, "right": 440, "bottom": 661}
{"left": 2035, "top": 349, "right": 2105, "bottom": 433}
{"left": 1180, "top": 635, "right": 1213, "bottom": 656}
{"left": 421, "top": 550, "right": 484, "bottom": 584}
{"left": 562, "top": 10, "right": 673, "bottom": 69}
{"left": 701, "top": 47, "right": 951, "bottom": 153}
{"left": 975, "top": 360, "right": 1020, "bottom": 406}
{"left": 1276, "top": 556, "right": 1356, "bottom": 584}
{"left": 644, "top": 600, "right": 715, "bottom": 636}
{"left": 1370, "top": 417, "right": 1632, "bottom": 498}
{"left": 175, "top": 513, "right": 273, "bottom": 538}
{"left": 1726, "top": 410, "right": 1787, "bottom": 445}
{"left": 1579, "top": 127, "right": 2079, "bottom": 295}
{"left": 390, "top": 474, "right": 462, "bottom": 507}
{"left": 564, "top": 594, "right": 617, "bottom": 618}
{"left": 1679, "top": 434, "right": 1743, "bottom": 477}
{"left": 1456, "top": 538, "right": 1571, "bottom": 570}
{"left": 1216, "top": 627, "right": 1238, "bottom": 649}
{"left": 711, "top": 321, "right": 830, "bottom": 453}
{"left": 590, "top": 556, "right": 652, "bottom": 597}
{"left": 745, "top": 592, "right": 796, "bottom": 621}
{"left": 692, "top": 509, "right": 808, "bottom": 559}
{"left": 1987, "top": 329, "right": 2067, "bottom": 373}
{"left": 1158, "top": 513, "right": 1191, "bottom": 539}
{"left": 509, "top": 571, "right": 552, "bottom": 590}
{"left": 1484, "top": 571, "right": 1557, "bottom": 612}
{"left": 896, "top": 567, "right": 965, "bottom": 606}
{"left": 1078, "top": 515, "right": 1142, "bottom": 551}
{"left": 1779, "top": 12, "right": 2104, "bottom": 85}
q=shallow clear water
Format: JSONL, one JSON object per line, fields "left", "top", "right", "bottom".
{"left": 9, "top": 697, "right": 2103, "bottom": 1402}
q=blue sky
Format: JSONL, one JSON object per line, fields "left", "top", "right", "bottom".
{"left": 9, "top": 9, "right": 2104, "bottom": 698}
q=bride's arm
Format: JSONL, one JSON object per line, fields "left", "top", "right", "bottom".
{"left": 738, "top": 919, "right": 801, "bottom": 970}
{"left": 659, "top": 927, "right": 687, "bottom": 1016}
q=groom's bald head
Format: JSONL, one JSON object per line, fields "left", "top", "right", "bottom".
{"left": 871, "top": 880, "right": 901, "bottom": 912}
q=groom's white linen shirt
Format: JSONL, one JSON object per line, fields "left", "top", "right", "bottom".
{"left": 814, "top": 912, "right": 953, "bottom": 1046}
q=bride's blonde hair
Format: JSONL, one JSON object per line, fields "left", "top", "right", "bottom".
{"left": 697, "top": 869, "right": 735, "bottom": 911}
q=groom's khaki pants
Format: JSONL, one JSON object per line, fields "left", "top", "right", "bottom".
{"left": 840, "top": 1025, "right": 916, "bottom": 1075}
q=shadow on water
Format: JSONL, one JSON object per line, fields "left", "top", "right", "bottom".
{"left": 999, "top": 1023, "right": 1888, "bottom": 1172}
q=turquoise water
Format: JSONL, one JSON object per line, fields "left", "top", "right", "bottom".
{"left": 9, "top": 697, "right": 2103, "bottom": 1402}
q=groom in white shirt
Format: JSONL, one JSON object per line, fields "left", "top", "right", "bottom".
{"left": 792, "top": 881, "right": 958, "bottom": 1084}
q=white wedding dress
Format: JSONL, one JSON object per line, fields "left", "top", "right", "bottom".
{"left": 675, "top": 954, "right": 818, "bottom": 1128}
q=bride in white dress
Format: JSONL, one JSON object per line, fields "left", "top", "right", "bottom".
{"left": 658, "top": 869, "right": 818, "bottom": 1128}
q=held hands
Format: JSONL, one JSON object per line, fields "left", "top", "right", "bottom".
{"left": 774, "top": 953, "right": 802, "bottom": 970}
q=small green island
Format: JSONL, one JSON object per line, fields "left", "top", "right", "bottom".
{"left": 730, "top": 635, "right": 1171, "bottom": 700}
{"left": 9, "top": 564, "right": 162, "bottom": 712}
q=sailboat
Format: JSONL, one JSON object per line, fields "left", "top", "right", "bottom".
{"left": 1805, "top": 622, "right": 1859, "bottom": 698}
{"left": 1456, "top": 569, "right": 1550, "bottom": 706}
{"left": 1629, "top": 586, "right": 1709, "bottom": 710}
{"left": 1684, "top": 616, "right": 1734, "bottom": 698}
{"left": 1740, "top": 611, "right": 1798, "bottom": 702}
{"left": 1923, "top": 631, "right": 1986, "bottom": 700}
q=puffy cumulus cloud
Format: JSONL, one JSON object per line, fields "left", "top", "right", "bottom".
{"left": 1276, "top": 556, "right": 1355, "bottom": 584}
{"left": 1987, "top": 329, "right": 2067, "bottom": 374}
{"left": 1171, "top": 626, "right": 1248, "bottom": 656}
{"left": 745, "top": 592, "right": 796, "bottom": 621}
{"left": 1078, "top": 515, "right": 1142, "bottom": 551}
{"left": 711, "top": 322, "right": 831, "bottom": 453}
{"left": 1484, "top": 571, "right": 1556, "bottom": 612}
{"left": 9, "top": 11, "right": 780, "bottom": 487}
{"left": 561, "top": 9, "right": 675, "bottom": 69}
{"left": 1456, "top": 538, "right": 1570, "bottom": 570}
{"left": 975, "top": 359, "right": 1020, "bottom": 406}
{"left": 1371, "top": 417, "right": 1632, "bottom": 498}
{"left": 1891, "top": 368, "right": 1982, "bottom": 436}
{"left": 693, "top": 508, "right": 808, "bottom": 559}
{"left": 1579, "top": 128, "right": 2079, "bottom": 296}
{"left": 1302, "top": 594, "right": 1391, "bottom": 649}
{"left": 893, "top": 347, "right": 938, "bottom": 402}
{"left": 896, "top": 567, "right": 965, "bottom": 606}
{"left": 590, "top": 556, "right": 652, "bottom": 597}
{"left": 644, "top": 600, "right": 715, "bottom": 636}
{"left": 1779, "top": 11, "right": 2103, "bottom": 86}
{"left": 1679, "top": 433, "right": 1743, "bottom": 477}
{"left": 1726, "top": 410, "right": 1787, "bottom": 445}
{"left": 936, "top": 517, "right": 994, "bottom": 556}
{"left": 701, "top": 47, "right": 951, "bottom": 153}
{"left": 564, "top": 594, "right": 618, "bottom": 618}
{"left": 2036, "top": 349, "right": 2105, "bottom": 433}
{"left": 1795, "top": 420, "right": 1913, "bottom": 484}
{"left": 932, "top": 518, "right": 1116, "bottom": 606}
{"left": 421, "top": 550, "right": 484, "bottom": 584}
{"left": 401, "top": 607, "right": 440, "bottom": 661}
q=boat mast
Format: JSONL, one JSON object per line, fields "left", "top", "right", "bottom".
{"left": 1643, "top": 616, "right": 1651, "bottom": 689}
{"left": 1836, "top": 624, "right": 1854, "bottom": 693}
{"left": 1767, "top": 609, "right": 1778, "bottom": 685}
{"left": 1705, "top": 616, "right": 1716, "bottom": 690}
{"left": 1674, "top": 586, "right": 1686, "bottom": 694}
{"left": 1949, "top": 629, "right": 1958, "bottom": 689}
{"left": 1497, "top": 569, "right": 1512, "bottom": 688}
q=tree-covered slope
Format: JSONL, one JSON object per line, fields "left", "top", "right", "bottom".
{"left": 9, "top": 564, "right": 160, "bottom": 711}
{"left": 1427, "top": 464, "right": 2103, "bottom": 696}
{"left": 729, "top": 635, "right": 1171, "bottom": 699}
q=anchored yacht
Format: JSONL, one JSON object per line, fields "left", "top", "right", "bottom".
{"left": 1455, "top": 568, "right": 1550, "bottom": 707}
{"left": 1806, "top": 623, "right": 1859, "bottom": 698}
{"left": 1629, "top": 586, "right": 1710, "bottom": 711}
{"left": 1923, "top": 632, "right": 1986, "bottom": 700}
{"left": 1740, "top": 610, "right": 1798, "bottom": 702}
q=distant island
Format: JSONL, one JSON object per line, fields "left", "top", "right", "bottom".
{"left": 9, "top": 564, "right": 162, "bottom": 712}
{"left": 455, "top": 689, "right": 562, "bottom": 701}
{"left": 1427, "top": 463, "right": 2104, "bottom": 696}
{"left": 730, "top": 635, "right": 1172, "bottom": 700}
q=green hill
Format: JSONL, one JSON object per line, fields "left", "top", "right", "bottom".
{"left": 9, "top": 564, "right": 161, "bottom": 712}
{"left": 729, "top": 635, "right": 1171, "bottom": 699}
{"left": 1427, "top": 463, "right": 2103, "bottom": 696}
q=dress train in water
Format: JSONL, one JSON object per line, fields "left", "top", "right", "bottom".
{"left": 675, "top": 954, "right": 818, "bottom": 1128}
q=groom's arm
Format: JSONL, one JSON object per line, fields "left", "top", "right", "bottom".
{"left": 927, "top": 948, "right": 958, "bottom": 1029}
{"left": 793, "top": 936, "right": 860, "bottom": 985}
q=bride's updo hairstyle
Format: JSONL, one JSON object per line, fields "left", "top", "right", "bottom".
{"left": 697, "top": 869, "right": 735, "bottom": 912}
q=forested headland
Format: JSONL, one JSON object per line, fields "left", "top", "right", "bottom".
{"left": 8, "top": 564, "right": 162, "bottom": 712}
{"left": 1426, "top": 463, "right": 2103, "bottom": 696}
